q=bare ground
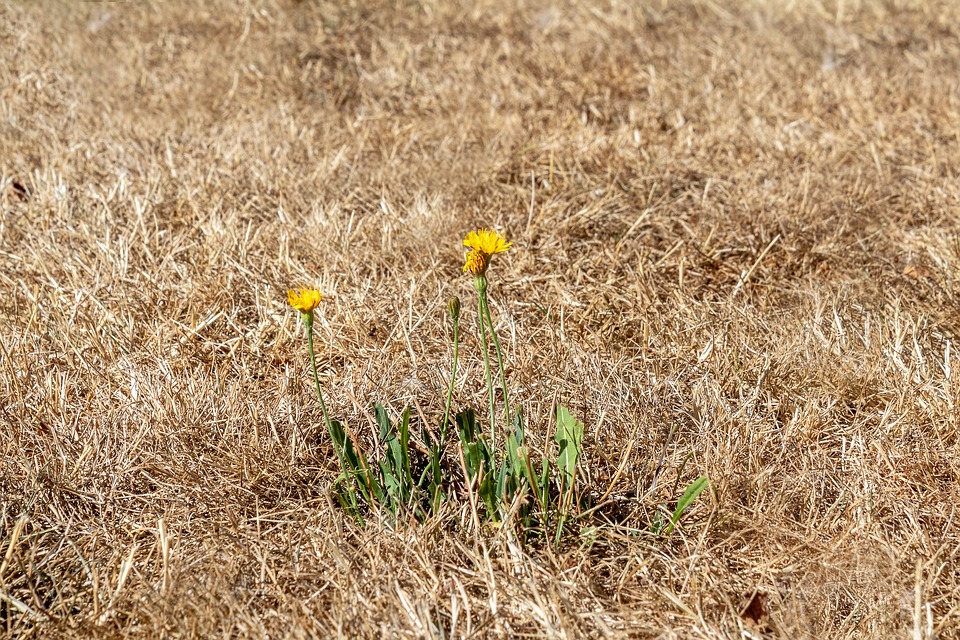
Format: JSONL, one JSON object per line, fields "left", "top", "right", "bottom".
{"left": 2, "top": 0, "right": 960, "bottom": 637}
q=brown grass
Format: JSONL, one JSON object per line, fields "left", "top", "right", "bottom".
{"left": 3, "top": 0, "right": 960, "bottom": 637}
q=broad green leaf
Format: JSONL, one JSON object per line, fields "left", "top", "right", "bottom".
{"left": 480, "top": 467, "right": 499, "bottom": 516}
{"left": 456, "top": 409, "right": 477, "bottom": 442}
{"left": 374, "top": 404, "right": 392, "bottom": 442}
{"left": 553, "top": 406, "right": 584, "bottom": 491}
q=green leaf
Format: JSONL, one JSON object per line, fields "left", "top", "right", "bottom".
{"left": 462, "top": 443, "right": 481, "bottom": 479}
{"left": 479, "top": 465, "right": 499, "bottom": 516}
{"left": 506, "top": 428, "right": 525, "bottom": 480}
{"left": 664, "top": 476, "right": 709, "bottom": 535}
{"left": 497, "top": 458, "right": 510, "bottom": 498}
{"left": 551, "top": 407, "right": 585, "bottom": 542}
{"left": 331, "top": 418, "right": 381, "bottom": 505}
{"left": 375, "top": 404, "right": 416, "bottom": 508}
{"left": 456, "top": 409, "right": 504, "bottom": 517}
{"left": 519, "top": 447, "right": 541, "bottom": 502}
{"left": 650, "top": 510, "right": 665, "bottom": 535}
{"left": 329, "top": 418, "right": 347, "bottom": 462}
{"left": 553, "top": 406, "right": 584, "bottom": 493}
{"left": 375, "top": 405, "right": 400, "bottom": 473}
{"left": 398, "top": 408, "right": 412, "bottom": 484}
{"left": 333, "top": 482, "right": 364, "bottom": 525}
{"left": 374, "top": 404, "right": 392, "bottom": 442}
{"left": 456, "top": 408, "right": 478, "bottom": 442}
{"left": 457, "top": 409, "right": 494, "bottom": 476}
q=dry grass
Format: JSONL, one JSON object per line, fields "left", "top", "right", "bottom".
{"left": 3, "top": 0, "right": 960, "bottom": 637}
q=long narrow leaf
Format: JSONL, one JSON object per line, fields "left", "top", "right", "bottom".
{"left": 376, "top": 405, "right": 405, "bottom": 504}
{"left": 398, "top": 408, "right": 412, "bottom": 486}
{"left": 664, "top": 476, "right": 709, "bottom": 535}
{"left": 553, "top": 406, "right": 584, "bottom": 495}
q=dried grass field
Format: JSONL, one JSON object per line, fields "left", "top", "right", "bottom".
{"left": 3, "top": 0, "right": 960, "bottom": 637}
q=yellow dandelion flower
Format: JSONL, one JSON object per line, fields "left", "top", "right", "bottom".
{"left": 463, "top": 250, "right": 488, "bottom": 276}
{"left": 288, "top": 288, "right": 323, "bottom": 314}
{"left": 463, "top": 228, "right": 512, "bottom": 257}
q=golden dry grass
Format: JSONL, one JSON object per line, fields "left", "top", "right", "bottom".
{"left": 3, "top": 0, "right": 960, "bottom": 637}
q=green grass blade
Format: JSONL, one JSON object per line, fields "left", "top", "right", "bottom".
{"left": 664, "top": 476, "right": 709, "bottom": 536}
{"left": 399, "top": 407, "right": 412, "bottom": 486}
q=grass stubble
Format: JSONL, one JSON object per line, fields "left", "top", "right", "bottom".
{"left": 2, "top": 0, "right": 960, "bottom": 637}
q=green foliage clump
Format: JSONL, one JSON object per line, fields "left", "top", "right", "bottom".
{"left": 293, "top": 229, "right": 707, "bottom": 540}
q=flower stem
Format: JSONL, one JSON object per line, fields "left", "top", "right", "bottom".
{"left": 305, "top": 315, "right": 333, "bottom": 440}
{"left": 475, "top": 279, "right": 497, "bottom": 451}
{"left": 442, "top": 315, "right": 459, "bottom": 446}
{"left": 480, "top": 288, "right": 511, "bottom": 428}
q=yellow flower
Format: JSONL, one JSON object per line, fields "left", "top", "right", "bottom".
{"left": 463, "top": 250, "right": 487, "bottom": 276}
{"left": 462, "top": 228, "right": 511, "bottom": 276}
{"left": 463, "top": 228, "right": 512, "bottom": 257}
{"left": 288, "top": 288, "right": 323, "bottom": 314}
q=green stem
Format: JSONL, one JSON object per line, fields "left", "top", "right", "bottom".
{"left": 442, "top": 316, "right": 459, "bottom": 446}
{"left": 305, "top": 315, "right": 332, "bottom": 439}
{"left": 304, "top": 313, "right": 362, "bottom": 521}
{"left": 480, "top": 288, "right": 511, "bottom": 428}
{"left": 432, "top": 312, "right": 460, "bottom": 512}
{"left": 475, "top": 284, "right": 497, "bottom": 452}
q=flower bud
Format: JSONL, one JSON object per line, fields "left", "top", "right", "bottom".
{"left": 447, "top": 296, "right": 461, "bottom": 321}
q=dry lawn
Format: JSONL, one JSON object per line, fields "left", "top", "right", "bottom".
{"left": 3, "top": 0, "right": 960, "bottom": 637}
